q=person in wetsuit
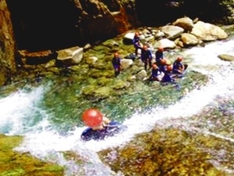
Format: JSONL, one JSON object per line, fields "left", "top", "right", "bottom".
{"left": 132, "top": 31, "right": 142, "bottom": 56}
{"left": 172, "top": 56, "right": 188, "bottom": 76}
{"left": 81, "top": 108, "right": 126, "bottom": 141}
{"left": 155, "top": 47, "right": 164, "bottom": 67}
{"left": 148, "top": 62, "right": 162, "bottom": 81}
{"left": 140, "top": 45, "right": 153, "bottom": 71}
{"left": 112, "top": 52, "right": 122, "bottom": 77}
{"left": 161, "top": 65, "right": 175, "bottom": 83}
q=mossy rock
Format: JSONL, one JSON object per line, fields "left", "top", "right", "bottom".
{"left": 0, "top": 134, "right": 64, "bottom": 175}
{"left": 82, "top": 84, "right": 112, "bottom": 101}
{"left": 94, "top": 86, "right": 112, "bottom": 99}
{"left": 111, "top": 79, "right": 130, "bottom": 90}
{"left": 81, "top": 85, "right": 96, "bottom": 96}
{"left": 98, "top": 128, "right": 227, "bottom": 176}
{"left": 96, "top": 77, "right": 113, "bottom": 86}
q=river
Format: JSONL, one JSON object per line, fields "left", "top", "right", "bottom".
{"left": 0, "top": 37, "right": 234, "bottom": 175}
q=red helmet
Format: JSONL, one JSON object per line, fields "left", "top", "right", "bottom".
{"left": 167, "top": 65, "right": 173, "bottom": 71}
{"left": 158, "top": 47, "right": 164, "bottom": 52}
{"left": 82, "top": 108, "right": 103, "bottom": 127}
{"left": 114, "top": 52, "right": 119, "bottom": 57}
{"left": 176, "top": 56, "right": 183, "bottom": 62}
{"left": 143, "top": 45, "right": 148, "bottom": 50}
{"left": 152, "top": 63, "right": 158, "bottom": 69}
{"left": 160, "top": 58, "right": 166, "bottom": 64}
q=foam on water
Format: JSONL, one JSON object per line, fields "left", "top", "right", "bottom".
{"left": 0, "top": 86, "right": 46, "bottom": 134}
{"left": 183, "top": 38, "right": 234, "bottom": 74}
{"left": 81, "top": 64, "right": 234, "bottom": 152}
{"left": 184, "top": 38, "right": 234, "bottom": 64}
{"left": 1, "top": 38, "right": 234, "bottom": 175}
{"left": 78, "top": 39, "right": 234, "bottom": 152}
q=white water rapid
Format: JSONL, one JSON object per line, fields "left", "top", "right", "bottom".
{"left": 0, "top": 38, "right": 234, "bottom": 175}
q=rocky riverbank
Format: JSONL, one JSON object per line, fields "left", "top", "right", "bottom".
{"left": 0, "top": 18, "right": 234, "bottom": 175}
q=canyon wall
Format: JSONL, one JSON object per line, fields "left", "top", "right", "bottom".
{"left": 0, "top": 0, "right": 234, "bottom": 86}
{"left": 0, "top": 0, "right": 16, "bottom": 85}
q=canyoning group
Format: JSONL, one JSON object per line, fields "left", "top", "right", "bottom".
{"left": 81, "top": 31, "right": 188, "bottom": 141}
{"left": 112, "top": 31, "right": 188, "bottom": 82}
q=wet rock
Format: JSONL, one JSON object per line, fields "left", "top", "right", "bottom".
{"left": 154, "top": 38, "right": 176, "bottom": 49}
{"left": 191, "top": 21, "right": 228, "bottom": 41}
{"left": 218, "top": 54, "right": 234, "bottom": 61}
{"left": 57, "top": 46, "right": 84, "bottom": 66}
{"left": 121, "top": 59, "right": 134, "bottom": 69}
{"left": 85, "top": 56, "right": 98, "bottom": 64}
{"left": 161, "top": 25, "right": 184, "bottom": 40}
{"left": 173, "top": 16, "right": 194, "bottom": 31}
{"left": 180, "top": 33, "right": 200, "bottom": 46}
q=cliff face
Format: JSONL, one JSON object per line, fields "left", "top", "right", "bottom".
{"left": 0, "top": 0, "right": 16, "bottom": 86}
{"left": 136, "top": 0, "right": 234, "bottom": 25}
{"left": 7, "top": 0, "right": 234, "bottom": 52}
{"left": 6, "top": 0, "right": 138, "bottom": 51}
{"left": 0, "top": 0, "right": 234, "bottom": 86}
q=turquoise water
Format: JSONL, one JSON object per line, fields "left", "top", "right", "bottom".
{"left": 1, "top": 69, "right": 202, "bottom": 134}
{"left": 0, "top": 38, "right": 234, "bottom": 175}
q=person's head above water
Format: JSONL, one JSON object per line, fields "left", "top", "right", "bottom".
{"left": 82, "top": 108, "right": 103, "bottom": 128}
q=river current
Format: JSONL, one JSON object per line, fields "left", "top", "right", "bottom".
{"left": 0, "top": 37, "right": 234, "bottom": 175}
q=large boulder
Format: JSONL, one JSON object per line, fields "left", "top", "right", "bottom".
{"left": 173, "top": 16, "right": 194, "bottom": 31}
{"left": 161, "top": 25, "right": 184, "bottom": 40}
{"left": 180, "top": 33, "right": 200, "bottom": 46}
{"left": 56, "top": 46, "right": 84, "bottom": 66}
{"left": 191, "top": 21, "right": 228, "bottom": 41}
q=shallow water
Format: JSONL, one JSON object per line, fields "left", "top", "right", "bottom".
{"left": 0, "top": 38, "right": 234, "bottom": 175}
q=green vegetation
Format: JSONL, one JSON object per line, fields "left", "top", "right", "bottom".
{"left": 0, "top": 25, "right": 233, "bottom": 175}
{"left": 0, "top": 134, "right": 64, "bottom": 176}
{"left": 98, "top": 99, "right": 234, "bottom": 175}
{"left": 98, "top": 128, "right": 231, "bottom": 176}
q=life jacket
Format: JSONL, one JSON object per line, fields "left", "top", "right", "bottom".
{"left": 151, "top": 68, "right": 161, "bottom": 77}
{"left": 173, "top": 61, "right": 183, "bottom": 70}
{"left": 132, "top": 36, "right": 141, "bottom": 48}
{"left": 81, "top": 121, "right": 127, "bottom": 141}
{"left": 155, "top": 51, "right": 163, "bottom": 62}
{"left": 161, "top": 72, "right": 174, "bottom": 83}
{"left": 112, "top": 57, "right": 121, "bottom": 66}
{"left": 141, "top": 49, "right": 152, "bottom": 61}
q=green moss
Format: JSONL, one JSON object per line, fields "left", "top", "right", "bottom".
{"left": 0, "top": 134, "right": 64, "bottom": 175}
{"left": 98, "top": 128, "right": 227, "bottom": 176}
{"left": 0, "top": 24, "right": 229, "bottom": 175}
{"left": 98, "top": 100, "right": 234, "bottom": 176}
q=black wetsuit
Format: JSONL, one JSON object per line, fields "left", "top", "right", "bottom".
{"left": 81, "top": 121, "right": 126, "bottom": 141}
